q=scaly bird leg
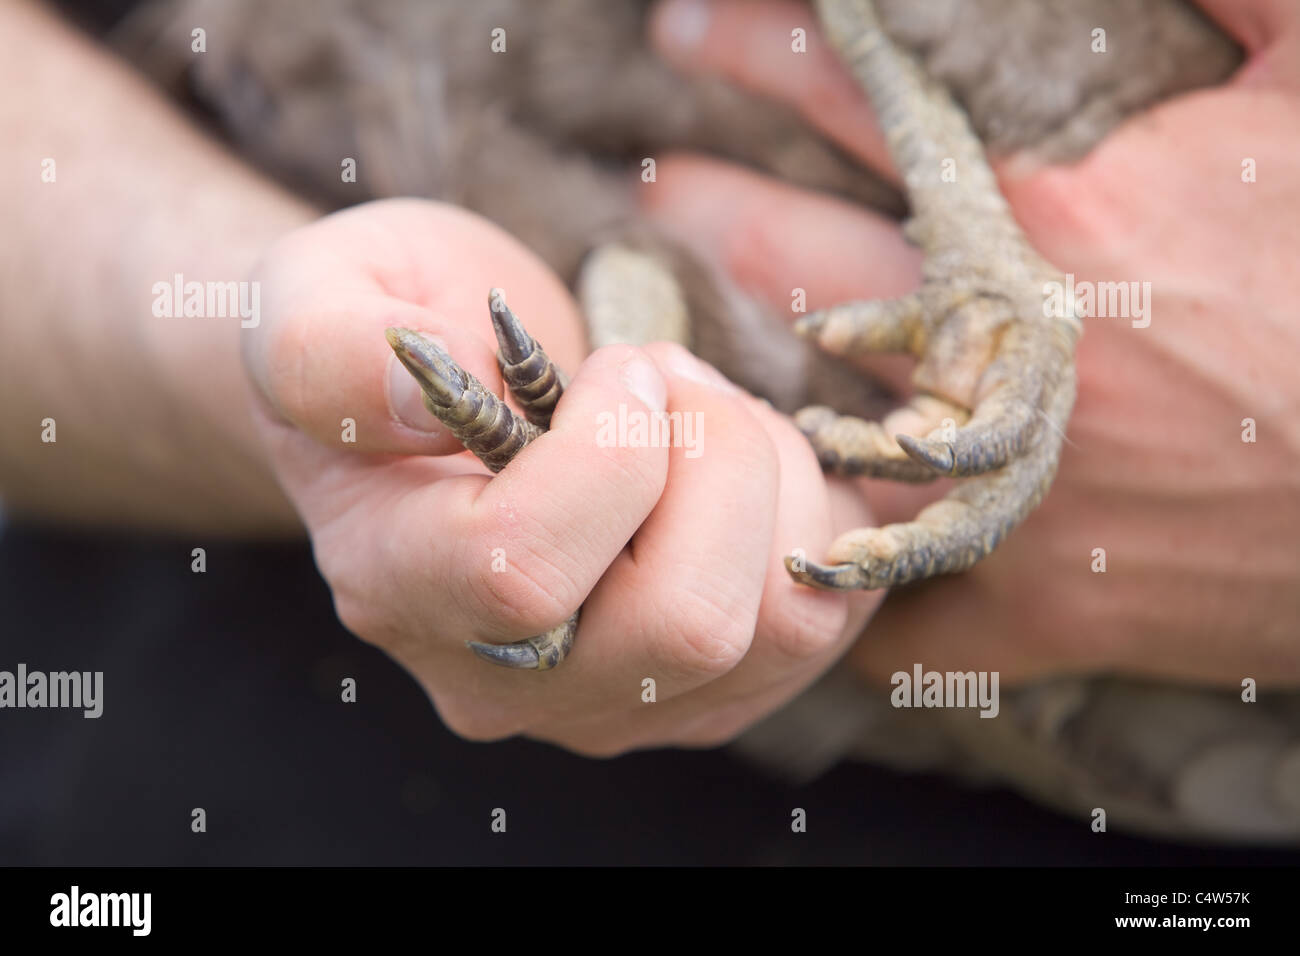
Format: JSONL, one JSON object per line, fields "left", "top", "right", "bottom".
{"left": 385, "top": 292, "right": 578, "bottom": 670}
{"left": 788, "top": 0, "right": 1083, "bottom": 591}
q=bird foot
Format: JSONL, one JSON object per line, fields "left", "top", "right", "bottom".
{"left": 385, "top": 292, "right": 580, "bottom": 669}
{"left": 790, "top": 0, "right": 1083, "bottom": 591}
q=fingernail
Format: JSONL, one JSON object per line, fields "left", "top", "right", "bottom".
{"left": 656, "top": 0, "right": 710, "bottom": 53}
{"left": 387, "top": 350, "right": 441, "bottom": 433}
{"left": 663, "top": 348, "right": 740, "bottom": 393}
{"left": 619, "top": 354, "right": 668, "bottom": 413}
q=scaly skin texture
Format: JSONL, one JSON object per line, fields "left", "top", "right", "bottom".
{"left": 489, "top": 290, "right": 569, "bottom": 428}
{"left": 385, "top": 298, "right": 579, "bottom": 670}
{"left": 785, "top": 0, "right": 1082, "bottom": 592}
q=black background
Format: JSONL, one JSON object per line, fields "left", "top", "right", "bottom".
{"left": 2, "top": 523, "right": 1296, "bottom": 867}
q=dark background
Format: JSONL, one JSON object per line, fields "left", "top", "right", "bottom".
{"left": 2, "top": 521, "right": 1295, "bottom": 866}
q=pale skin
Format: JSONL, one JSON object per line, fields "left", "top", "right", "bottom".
{"left": 1, "top": 0, "right": 1295, "bottom": 759}
{"left": 0, "top": 0, "right": 877, "bottom": 755}
{"left": 244, "top": 200, "right": 878, "bottom": 751}
{"left": 645, "top": 0, "right": 1300, "bottom": 686}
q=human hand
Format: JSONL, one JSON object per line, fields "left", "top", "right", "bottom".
{"left": 644, "top": 0, "right": 1300, "bottom": 684}
{"left": 242, "top": 198, "right": 879, "bottom": 754}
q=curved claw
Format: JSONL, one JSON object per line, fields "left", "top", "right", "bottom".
{"left": 487, "top": 292, "right": 567, "bottom": 428}
{"left": 467, "top": 639, "right": 542, "bottom": 669}
{"left": 466, "top": 612, "right": 579, "bottom": 672}
{"left": 896, "top": 433, "right": 955, "bottom": 474}
{"left": 385, "top": 326, "right": 467, "bottom": 407}
{"left": 384, "top": 326, "right": 542, "bottom": 473}
{"left": 783, "top": 554, "right": 873, "bottom": 591}
{"left": 488, "top": 291, "right": 534, "bottom": 364}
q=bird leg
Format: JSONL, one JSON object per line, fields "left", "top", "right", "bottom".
{"left": 787, "top": 0, "right": 1083, "bottom": 591}
{"left": 385, "top": 293, "right": 578, "bottom": 670}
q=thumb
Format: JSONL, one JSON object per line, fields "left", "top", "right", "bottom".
{"left": 243, "top": 277, "right": 507, "bottom": 458}
{"left": 243, "top": 201, "right": 584, "bottom": 458}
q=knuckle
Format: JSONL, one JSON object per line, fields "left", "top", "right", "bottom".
{"left": 456, "top": 541, "right": 579, "bottom": 638}
{"left": 660, "top": 587, "right": 754, "bottom": 678}
{"left": 434, "top": 696, "right": 521, "bottom": 743}
{"left": 764, "top": 592, "right": 849, "bottom": 662}
{"left": 592, "top": 439, "right": 668, "bottom": 508}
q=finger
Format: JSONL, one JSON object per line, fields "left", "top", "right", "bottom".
{"left": 570, "top": 344, "right": 781, "bottom": 700}
{"left": 298, "top": 344, "right": 674, "bottom": 683}
{"left": 416, "top": 345, "right": 785, "bottom": 743}
{"left": 650, "top": 0, "right": 897, "bottom": 178}
{"left": 694, "top": 398, "right": 875, "bottom": 681}
{"left": 244, "top": 200, "right": 584, "bottom": 457}
{"left": 642, "top": 155, "right": 921, "bottom": 395}
{"left": 642, "top": 156, "right": 918, "bottom": 305}
{"left": 545, "top": 404, "right": 883, "bottom": 754}
{"left": 250, "top": 276, "right": 504, "bottom": 456}
{"left": 425, "top": 345, "right": 674, "bottom": 646}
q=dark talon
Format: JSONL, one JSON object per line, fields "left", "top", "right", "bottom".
{"left": 487, "top": 292, "right": 567, "bottom": 428}
{"left": 488, "top": 293, "right": 533, "bottom": 364}
{"left": 896, "top": 433, "right": 956, "bottom": 474}
{"left": 783, "top": 555, "right": 872, "bottom": 591}
{"left": 384, "top": 326, "right": 541, "bottom": 473}
{"left": 385, "top": 326, "right": 467, "bottom": 409}
{"left": 467, "top": 640, "right": 541, "bottom": 669}
{"left": 467, "top": 611, "right": 579, "bottom": 671}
